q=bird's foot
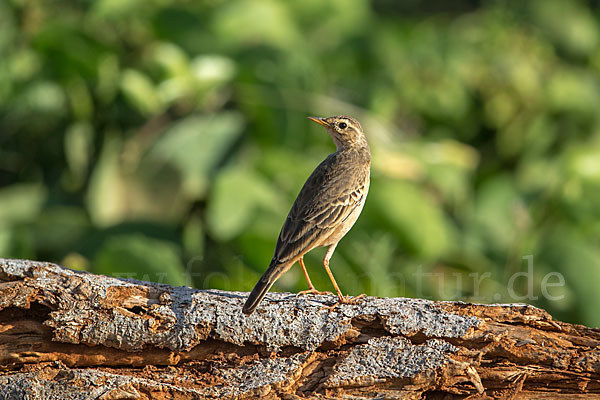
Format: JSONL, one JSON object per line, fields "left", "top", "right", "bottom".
{"left": 321, "top": 293, "right": 367, "bottom": 311}
{"left": 338, "top": 293, "right": 367, "bottom": 304}
{"left": 296, "top": 288, "right": 332, "bottom": 297}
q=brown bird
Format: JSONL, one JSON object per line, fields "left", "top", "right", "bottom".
{"left": 242, "top": 115, "right": 370, "bottom": 315}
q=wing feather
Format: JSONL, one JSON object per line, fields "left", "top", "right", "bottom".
{"left": 271, "top": 151, "right": 369, "bottom": 265}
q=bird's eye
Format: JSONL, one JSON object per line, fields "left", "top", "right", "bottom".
{"left": 339, "top": 122, "right": 347, "bottom": 129}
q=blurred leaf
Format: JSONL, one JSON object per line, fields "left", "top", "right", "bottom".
{"left": 351, "top": 233, "right": 397, "bottom": 297}
{"left": 93, "top": 234, "right": 189, "bottom": 286}
{"left": 120, "top": 69, "right": 162, "bottom": 115}
{"left": 148, "top": 111, "right": 244, "bottom": 198}
{"left": 182, "top": 214, "right": 204, "bottom": 258}
{"left": 0, "top": 225, "right": 34, "bottom": 259}
{"left": 152, "top": 8, "right": 206, "bottom": 53}
{"left": 529, "top": 0, "right": 599, "bottom": 57}
{"left": 423, "top": 140, "right": 479, "bottom": 171}
{"left": 88, "top": 134, "right": 189, "bottom": 225}
{"left": 422, "top": 140, "right": 478, "bottom": 206}
{"left": 34, "top": 206, "right": 90, "bottom": 254}
{"left": 373, "top": 148, "right": 424, "bottom": 181}
{"left": 543, "top": 227, "right": 600, "bottom": 327}
{"left": 61, "top": 253, "right": 90, "bottom": 272}
{"left": 472, "top": 176, "right": 526, "bottom": 252}
{"left": 257, "top": 148, "right": 321, "bottom": 194}
{"left": 151, "top": 42, "right": 190, "bottom": 78}
{"left": 93, "top": 0, "right": 147, "bottom": 18}
{"left": 96, "top": 54, "right": 120, "bottom": 103}
{"left": 9, "top": 48, "right": 41, "bottom": 83}
{"left": 370, "top": 179, "right": 452, "bottom": 258}
{"left": 63, "top": 122, "right": 94, "bottom": 190}
{"left": 191, "top": 55, "right": 236, "bottom": 86}
{"left": 0, "top": 184, "right": 47, "bottom": 225}
{"left": 567, "top": 145, "right": 600, "bottom": 182}
{"left": 66, "top": 77, "right": 94, "bottom": 120}
{"left": 213, "top": 0, "right": 300, "bottom": 49}
{"left": 0, "top": 2, "right": 16, "bottom": 55}
{"left": 428, "top": 164, "right": 470, "bottom": 207}
{"left": 33, "top": 23, "right": 107, "bottom": 79}
{"left": 237, "top": 228, "right": 278, "bottom": 275}
{"left": 14, "top": 81, "right": 67, "bottom": 118}
{"left": 291, "top": 0, "right": 371, "bottom": 50}
{"left": 0, "top": 228, "right": 10, "bottom": 256}
{"left": 547, "top": 68, "right": 600, "bottom": 114}
{"left": 87, "top": 135, "right": 126, "bottom": 227}
{"left": 518, "top": 157, "right": 562, "bottom": 193}
{"left": 207, "top": 166, "right": 280, "bottom": 241}
{"left": 560, "top": 146, "right": 600, "bottom": 221}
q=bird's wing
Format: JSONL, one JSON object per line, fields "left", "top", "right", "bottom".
{"left": 272, "top": 154, "right": 368, "bottom": 265}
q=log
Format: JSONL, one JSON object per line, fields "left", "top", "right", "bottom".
{"left": 0, "top": 258, "right": 598, "bottom": 399}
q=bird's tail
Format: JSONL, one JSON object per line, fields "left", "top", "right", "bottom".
{"left": 242, "top": 260, "right": 292, "bottom": 315}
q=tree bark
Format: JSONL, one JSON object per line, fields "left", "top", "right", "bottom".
{"left": 0, "top": 258, "right": 598, "bottom": 399}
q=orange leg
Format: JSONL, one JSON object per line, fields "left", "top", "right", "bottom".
{"left": 322, "top": 244, "right": 366, "bottom": 305}
{"left": 296, "top": 256, "right": 331, "bottom": 296}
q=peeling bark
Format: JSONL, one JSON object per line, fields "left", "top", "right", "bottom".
{"left": 0, "top": 258, "right": 599, "bottom": 399}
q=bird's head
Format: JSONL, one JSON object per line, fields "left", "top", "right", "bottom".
{"left": 308, "top": 115, "right": 367, "bottom": 151}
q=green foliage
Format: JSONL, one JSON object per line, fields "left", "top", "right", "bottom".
{"left": 206, "top": 166, "right": 281, "bottom": 241}
{"left": 94, "top": 234, "right": 190, "bottom": 286}
{"left": 149, "top": 112, "right": 244, "bottom": 198}
{"left": 1, "top": 0, "right": 600, "bottom": 326}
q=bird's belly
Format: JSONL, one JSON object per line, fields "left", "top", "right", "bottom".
{"left": 322, "top": 196, "right": 367, "bottom": 247}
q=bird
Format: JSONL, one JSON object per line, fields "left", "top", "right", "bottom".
{"left": 242, "top": 115, "right": 371, "bottom": 315}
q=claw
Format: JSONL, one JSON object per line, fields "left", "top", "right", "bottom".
{"left": 338, "top": 293, "right": 367, "bottom": 304}
{"left": 296, "top": 288, "right": 332, "bottom": 297}
{"left": 320, "top": 293, "right": 367, "bottom": 311}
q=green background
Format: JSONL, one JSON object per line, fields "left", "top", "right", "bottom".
{"left": 2, "top": 0, "right": 600, "bottom": 326}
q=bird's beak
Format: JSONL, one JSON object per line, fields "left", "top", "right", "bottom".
{"left": 307, "top": 116, "right": 330, "bottom": 128}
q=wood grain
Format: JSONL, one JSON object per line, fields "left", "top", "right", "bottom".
{"left": 0, "top": 258, "right": 598, "bottom": 399}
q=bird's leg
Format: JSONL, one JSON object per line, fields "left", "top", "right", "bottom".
{"left": 296, "top": 256, "right": 331, "bottom": 296}
{"left": 322, "top": 244, "right": 366, "bottom": 305}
